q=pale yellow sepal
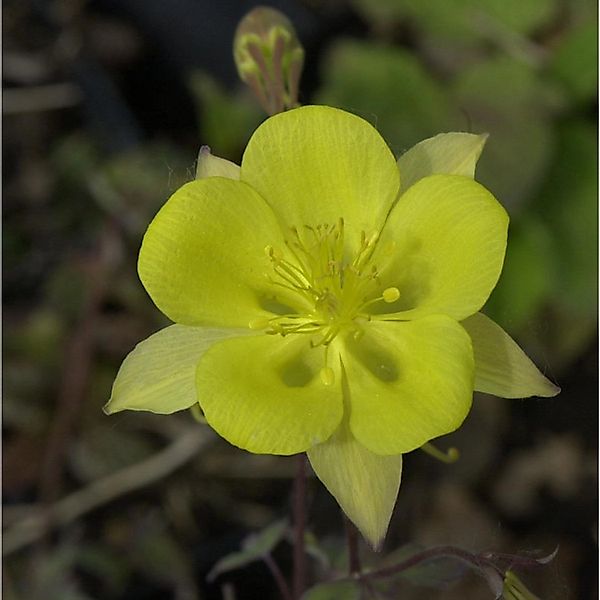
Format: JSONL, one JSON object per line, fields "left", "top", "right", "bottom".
{"left": 105, "top": 325, "right": 246, "bottom": 415}
{"left": 308, "top": 418, "right": 402, "bottom": 550}
{"left": 307, "top": 368, "right": 401, "bottom": 548}
{"left": 398, "top": 132, "right": 488, "bottom": 193}
{"left": 196, "top": 146, "right": 240, "bottom": 180}
{"left": 461, "top": 312, "right": 560, "bottom": 398}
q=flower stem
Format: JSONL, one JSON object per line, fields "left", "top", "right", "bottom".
{"left": 361, "top": 545, "right": 500, "bottom": 581}
{"left": 344, "top": 516, "right": 361, "bottom": 575}
{"left": 292, "top": 453, "right": 307, "bottom": 599}
{"left": 264, "top": 553, "right": 294, "bottom": 600}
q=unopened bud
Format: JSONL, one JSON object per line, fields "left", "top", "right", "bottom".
{"left": 233, "top": 6, "right": 304, "bottom": 115}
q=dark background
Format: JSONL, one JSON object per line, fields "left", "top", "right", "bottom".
{"left": 3, "top": 1, "right": 598, "bottom": 598}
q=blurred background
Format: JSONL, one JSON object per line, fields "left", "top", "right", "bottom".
{"left": 2, "top": 0, "right": 597, "bottom": 598}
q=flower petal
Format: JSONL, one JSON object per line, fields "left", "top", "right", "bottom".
{"left": 241, "top": 105, "right": 400, "bottom": 250}
{"left": 139, "top": 177, "right": 286, "bottom": 327}
{"left": 398, "top": 132, "right": 488, "bottom": 193}
{"left": 105, "top": 325, "right": 246, "bottom": 414}
{"left": 308, "top": 411, "right": 401, "bottom": 549}
{"left": 196, "top": 334, "right": 343, "bottom": 455}
{"left": 372, "top": 174, "right": 508, "bottom": 321}
{"left": 196, "top": 146, "right": 240, "bottom": 180}
{"left": 340, "top": 316, "right": 474, "bottom": 455}
{"left": 461, "top": 312, "right": 560, "bottom": 398}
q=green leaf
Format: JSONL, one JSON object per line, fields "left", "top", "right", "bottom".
{"left": 484, "top": 218, "right": 557, "bottom": 330}
{"left": 537, "top": 120, "right": 598, "bottom": 317}
{"left": 350, "top": 0, "right": 556, "bottom": 43}
{"left": 301, "top": 580, "right": 362, "bottom": 600}
{"left": 188, "top": 71, "right": 262, "bottom": 159}
{"left": 471, "top": 0, "right": 557, "bottom": 36}
{"left": 550, "top": 21, "right": 598, "bottom": 103}
{"left": 452, "top": 56, "right": 558, "bottom": 210}
{"left": 303, "top": 531, "right": 331, "bottom": 570}
{"left": 99, "top": 143, "right": 191, "bottom": 234}
{"left": 207, "top": 520, "right": 288, "bottom": 581}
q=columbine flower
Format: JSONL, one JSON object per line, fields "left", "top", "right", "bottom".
{"left": 105, "top": 106, "right": 559, "bottom": 547}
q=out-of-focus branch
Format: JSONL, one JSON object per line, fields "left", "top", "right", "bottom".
{"left": 38, "top": 224, "right": 120, "bottom": 509}
{"left": 4, "top": 426, "right": 210, "bottom": 555}
{"left": 3, "top": 83, "right": 82, "bottom": 114}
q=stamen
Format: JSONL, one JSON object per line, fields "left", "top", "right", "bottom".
{"left": 249, "top": 317, "right": 270, "bottom": 330}
{"left": 358, "top": 287, "right": 401, "bottom": 311}
{"left": 258, "top": 220, "right": 394, "bottom": 348}
{"left": 264, "top": 244, "right": 280, "bottom": 259}
{"left": 420, "top": 442, "right": 460, "bottom": 464}
{"left": 189, "top": 404, "right": 207, "bottom": 424}
{"left": 320, "top": 366, "right": 335, "bottom": 386}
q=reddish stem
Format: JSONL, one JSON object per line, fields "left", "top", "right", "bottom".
{"left": 344, "top": 516, "right": 361, "bottom": 575}
{"left": 292, "top": 454, "right": 307, "bottom": 599}
{"left": 264, "top": 554, "right": 293, "bottom": 600}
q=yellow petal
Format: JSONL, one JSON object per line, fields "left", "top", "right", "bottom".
{"left": 340, "top": 317, "right": 474, "bottom": 455}
{"left": 196, "top": 334, "right": 343, "bottom": 455}
{"left": 371, "top": 174, "right": 509, "bottom": 321}
{"left": 138, "top": 177, "right": 286, "bottom": 327}
{"left": 241, "top": 105, "right": 400, "bottom": 252}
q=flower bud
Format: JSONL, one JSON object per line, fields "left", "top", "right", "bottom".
{"left": 233, "top": 6, "right": 304, "bottom": 115}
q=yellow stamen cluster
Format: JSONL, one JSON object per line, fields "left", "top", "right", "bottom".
{"left": 251, "top": 219, "right": 400, "bottom": 385}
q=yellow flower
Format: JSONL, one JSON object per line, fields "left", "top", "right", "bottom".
{"left": 106, "top": 106, "right": 559, "bottom": 547}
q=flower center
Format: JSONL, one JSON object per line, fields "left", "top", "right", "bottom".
{"left": 249, "top": 219, "right": 399, "bottom": 385}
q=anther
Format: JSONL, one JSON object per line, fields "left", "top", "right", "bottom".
{"left": 366, "top": 232, "right": 378, "bottom": 246}
{"left": 420, "top": 442, "right": 460, "bottom": 464}
{"left": 265, "top": 245, "right": 283, "bottom": 261}
{"left": 320, "top": 366, "right": 335, "bottom": 386}
{"left": 382, "top": 287, "right": 400, "bottom": 303}
{"left": 249, "top": 318, "right": 270, "bottom": 330}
